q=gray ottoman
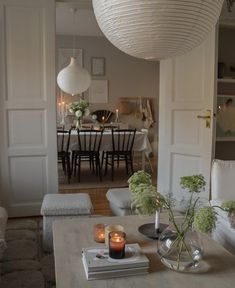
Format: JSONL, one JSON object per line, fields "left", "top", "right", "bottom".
{"left": 41, "top": 193, "right": 93, "bottom": 251}
{"left": 106, "top": 188, "right": 133, "bottom": 216}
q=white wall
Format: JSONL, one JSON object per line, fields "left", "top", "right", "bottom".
{"left": 56, "top": 35, "right": 159, "bottom": 155}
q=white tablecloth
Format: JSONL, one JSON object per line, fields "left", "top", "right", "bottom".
{"left": 66, "top": 130, "right": 152, "bottom": 156}
{"left": 58, "top": 130, "right": 152, "bottom": 170}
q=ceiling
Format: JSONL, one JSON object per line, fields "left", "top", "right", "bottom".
{"left": 56, "top": 1, "right": 235, "bottom": 37}
{"left": 56, "top": 0, "right": 103, "bottom": 36}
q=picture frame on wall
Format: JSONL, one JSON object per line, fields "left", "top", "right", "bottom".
{"left": 89, "top": 80, "right": 108, "bottom": 103}
{"left": 91, "top": 57, "right": 105, "bottom": 76}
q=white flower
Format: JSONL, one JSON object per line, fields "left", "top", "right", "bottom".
{"left": 92, "top": 114, "right": 97, "bottom": 120}
{"left": 75, "top": 110, "right": 82, "bottom": 118}
{"left": 69, "top": 108, "right": 74, "bottom": 114}
{"left": 84, "top": 108, "right": 90, "bottom": 116}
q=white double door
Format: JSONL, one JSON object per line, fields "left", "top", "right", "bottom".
{"left": 0, "top": 0, "right": 58, "bottom": 216}
{"left": 158, "top": 28, "right": 217, "bottom": 202}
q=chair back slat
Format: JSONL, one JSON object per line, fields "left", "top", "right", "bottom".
{"left": 112, "top": 129, "right": 136, "bottom": 153}
{"left": 57, "top": 128, "right": 71, "bottom": 153}
{"left": 76, "top": 129, "right": 103, "bottom": 153}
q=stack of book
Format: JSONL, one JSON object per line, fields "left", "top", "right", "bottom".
{"left": 82, "top": 243, "right": 149, "bottom": 280}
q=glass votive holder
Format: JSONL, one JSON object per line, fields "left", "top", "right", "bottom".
{"left": 93, "top": 223, "right": 105, "bottom": 243}
{"left": 109, "top": 231, "right": 126, "bottom": 259}
{"left": 105, "top": 225, "right": 124, "bottom": 246}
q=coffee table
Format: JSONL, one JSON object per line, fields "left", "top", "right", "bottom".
{"left": 53, "top": 215, "right": 235, "bottom": 288}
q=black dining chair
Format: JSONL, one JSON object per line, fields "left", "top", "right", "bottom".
{"left": 57, "top": 128, "right": 72, "bottom": 183}
{"left": 72, "top": 129, "right": 104, "bottom": 182}
{"left": 104, "top": 129, "right": 136, "bottom": 181}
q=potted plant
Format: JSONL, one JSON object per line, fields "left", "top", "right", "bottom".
{"left": 128, "top": 170, "right": 235, "bottom": 272}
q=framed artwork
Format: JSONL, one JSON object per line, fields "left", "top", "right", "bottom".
{"left": 91, "top": 57, "right": 105, "bottom": 76}
{"left": 89, "top": 80, "right": 108, "bottom": 103}
{"left": 58, "top": 48, "right": 83, "bottom": 71}
{"left": 216, "top": 95, "right": 235, "bottom": 139}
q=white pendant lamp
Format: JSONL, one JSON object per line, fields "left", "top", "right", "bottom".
{"left": 57, "top": 57, "right": 91, "bottom": 96}
{"left": 57, "top": 9, "right": 91, "bottom": 96}
{"left": 92, "top": 0, "right": 224, "bottom": 60}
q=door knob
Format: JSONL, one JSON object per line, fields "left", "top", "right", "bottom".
{"left": 197, "top": 110, "right": 211, "bottom": 128}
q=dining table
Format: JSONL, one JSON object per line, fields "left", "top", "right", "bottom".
{"left": 58, "top": 130, "right": 152, "bottom": 170}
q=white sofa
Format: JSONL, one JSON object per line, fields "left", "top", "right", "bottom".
{"left": 211, "top": 159, "right": 235, "bottom": 255}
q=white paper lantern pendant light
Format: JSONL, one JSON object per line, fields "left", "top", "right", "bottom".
{"left": 92, "top": 0, "right": 224, "bottom": 61}
{"left": 57, "top": 9, "right": 91, "bottom": 96}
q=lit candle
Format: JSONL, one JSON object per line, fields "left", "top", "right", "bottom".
{"left": 155, "top": 210, "right": 159, "bottom": 231}
{"left": 102, "top": 116, "right": 105, "bottom": 123}
{"left": 109, "top": 231, "right": 126, "bottom": 259}
{"left": 105, "top": 224, "right": 124, "bottom": 246}
{"left": 116, "top": 109, "right": 119, "bottom": 121}
{"left": 93, "top": 224, "right": 105, "bottom": 243}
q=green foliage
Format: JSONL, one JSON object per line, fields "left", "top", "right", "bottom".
{"left": 221, "top": 201, "right": 235, "bottom": 213}
{"left": 128, "top": 171, "right": 235, "bottom": 235}
{"left": 180, "top": 174, "right": 206, "bottom": 193}
{"left": 194, "top": 206, "right": 217, "bottom": 234}
{"left": 131, "top": 184, "right": 159, "bottom": 215}
{"left": 128, "top": 170, "right": 152, "bottom": 195}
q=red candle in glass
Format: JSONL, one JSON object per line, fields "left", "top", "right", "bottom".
{"left": 109, "top": 231, "right": 126, "bottom": 259}
{"left": 93, "top": 224, "right": 105, "bottom": 243}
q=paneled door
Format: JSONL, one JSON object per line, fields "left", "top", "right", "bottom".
{"left": 157, "top": 28, "right": 217, "bottom": 205}
{"left": 0, "top": 0, "right": 58, "bottom": 216}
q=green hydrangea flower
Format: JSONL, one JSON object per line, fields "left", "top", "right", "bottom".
{"left": 194, "top": 206, "right": 217, "bottom": 234}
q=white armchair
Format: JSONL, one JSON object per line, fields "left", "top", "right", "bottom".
{"left": 210, "top": 159, "right": 235, "bottom": 255}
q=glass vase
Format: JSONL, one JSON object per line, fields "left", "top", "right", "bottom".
{"left": 75, "top": 118, "right": 82, "bottom": 129}
{"left": 157, "top": 216, "right": 203, "bottom": 272}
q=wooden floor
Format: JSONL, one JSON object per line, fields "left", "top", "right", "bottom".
{"left": 59, "top": 186, "right": 112, "bottom": 216}
{"left": 59, "top": 156, "right": 157, "bottom": 216}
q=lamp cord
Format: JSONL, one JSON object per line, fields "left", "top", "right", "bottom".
{"left": 71, "top": 8, "right": 77, "bottom": 58}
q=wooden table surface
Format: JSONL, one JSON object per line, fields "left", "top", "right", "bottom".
{"left": 53, "top": 215, "right": 235, "bottom": 288}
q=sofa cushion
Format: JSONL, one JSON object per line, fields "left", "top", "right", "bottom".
{"left": 41, "top": 193, "right": 93, "bottom": 216}
{"left": 211, "top": 159, "right": 235, "bottom": 200}
{"left": 106, "top": 188, "right": 132, "bottom": 209}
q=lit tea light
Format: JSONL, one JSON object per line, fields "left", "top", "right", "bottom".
{"left": 93, "top": 224, "right": 105, "bottom": 243}
{"left": 109, "top": 231, "right": 126, "bottom": 259}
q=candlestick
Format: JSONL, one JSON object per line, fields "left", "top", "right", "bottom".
{"left": 93, "top": 223, "right": 105, "bottom": 243}
{"left": 58, "top": 102, "right": 61, "bottom": 118}
{"left": 115, "top": 109, "right": 119, "bottom": 123}
{"left": 109, "top": 231, "right": 126, "bottom": 259}
{"left": 60, "top": 101, "right": 66, "bottom": 125}
{"left": 155, "top": 210, "right": 159, "bottom": 231}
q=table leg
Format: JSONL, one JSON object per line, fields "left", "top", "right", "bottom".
{"left": 141, "top": 151, "right": 146, "bottom": 170}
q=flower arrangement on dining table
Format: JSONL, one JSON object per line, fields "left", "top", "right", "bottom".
{"left": 68, "top": 100, "right": 90, "bottom": 128}
{"left": 128, "top": 170, "right": 235, "bottom": 271}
